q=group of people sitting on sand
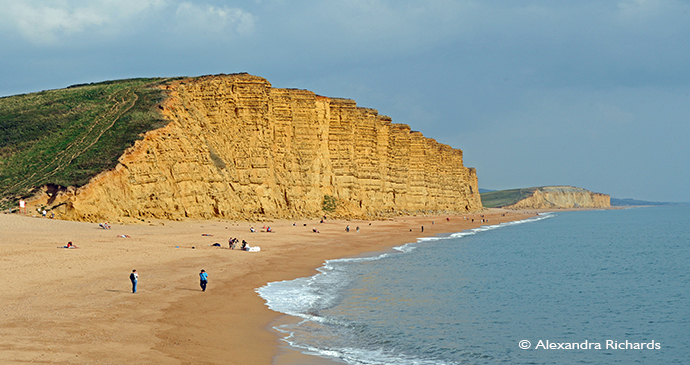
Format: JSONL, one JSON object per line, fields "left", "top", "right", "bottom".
{"left": 99, "top": 223, "right": 111, "bottom": 229}
{"left": 228, "top": 237, "right": 251, "bottom": 251}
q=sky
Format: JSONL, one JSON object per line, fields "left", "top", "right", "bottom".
{"left": 1, "top": 0, "right": 689, "bottom": 202}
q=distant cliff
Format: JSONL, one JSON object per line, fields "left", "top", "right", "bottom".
{"left": 481, "top": 186, "right": 610, "bottom": 209}
{"left": 36, "top": 74, "right": 481, "bottom": 222}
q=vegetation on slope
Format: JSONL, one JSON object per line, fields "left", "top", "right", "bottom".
{"left": 480, "top": 187, "right": 537, "bottom": 208}
{"left": 0, "top": 78, "right": 175, "bottom": 209}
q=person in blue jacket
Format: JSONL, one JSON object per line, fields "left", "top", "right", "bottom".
{"left": 199, "top": 269, "right": 208, "bottom": 291}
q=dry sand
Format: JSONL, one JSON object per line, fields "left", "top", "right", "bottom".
{"left": 0, "top": 210, "right": 535, "bottom": 364}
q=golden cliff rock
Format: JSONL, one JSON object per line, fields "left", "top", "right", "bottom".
{"left": 42, "top": 74, "right": 481, "bottom": 222}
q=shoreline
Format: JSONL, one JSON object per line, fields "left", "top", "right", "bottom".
{"left": 259, "top": 211, "right": 547, "bottom": 365}
{"left": 0, "top": 209, "right": 535, "bottom": 364}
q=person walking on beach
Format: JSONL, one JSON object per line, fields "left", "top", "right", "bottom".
{"left": 130, "top": 269, "right": 138, "bottom": 293}
{"left": 199, "top": 269, "right": 208, "bottom": 291}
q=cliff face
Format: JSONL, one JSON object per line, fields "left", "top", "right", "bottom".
{"left": 504, "top": 186, "right": 610, "bottom": 209}
{"left": 42, "top": 74, "right": 481, "bottom": 222}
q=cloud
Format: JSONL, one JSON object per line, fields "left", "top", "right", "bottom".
{"left": 293, "top": 0, "right": 473, "bottom": 51}
{"left": 175, "top": 2, "right": 256, "bottom": 35}
{"left": 0, "top": 0, "right": 255, "bottom": 46}
{"left": 617, "top": 0, "right": 667, "bottom": 18}
{"left": 0, "top": 0, "right": 167, "bottom": 45}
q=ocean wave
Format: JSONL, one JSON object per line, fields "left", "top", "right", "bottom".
{"left": 281, "top": 339, "right": 461, "bottom": 365}
{"left": 256, "top": 213, "right": 553, "bottom": 364}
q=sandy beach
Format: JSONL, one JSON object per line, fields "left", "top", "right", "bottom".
{"left": 0, "top": 210, "right": 535, "bottom": 364}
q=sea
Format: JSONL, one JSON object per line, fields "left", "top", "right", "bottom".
{"left": 257, "top": 205, "right": 689, "bottom": 364}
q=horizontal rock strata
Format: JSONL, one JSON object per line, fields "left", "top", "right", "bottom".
{"left": 42, "top": 74, "right": 481, "bottom": 222}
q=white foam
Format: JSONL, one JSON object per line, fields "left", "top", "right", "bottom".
{"left": 393, "top": 242, "right": 417, "bottom": 253}
{"left": 282, "top": 340, "right": 458, "bottom": 365}
{"left": 257, "top": 213, "right": 554, "bottom": 364}
{"left": 258, "top": 213, "right": 555, "bottom": 317}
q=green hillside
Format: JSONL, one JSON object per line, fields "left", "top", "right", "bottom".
{"left": 480, "top": 188, "right": 537, "bottom": 208}
{"left": 0, "top": 78, "right": 175, "bottom": 209}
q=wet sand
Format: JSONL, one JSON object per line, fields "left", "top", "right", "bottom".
{"left": 0, "top": 210, "right": 534, "bottom": 364}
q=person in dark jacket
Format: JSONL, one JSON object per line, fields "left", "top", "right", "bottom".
{"left": 130, "top": 269, "right": 138, "bottom": 293}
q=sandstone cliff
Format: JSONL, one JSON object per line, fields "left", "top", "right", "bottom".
{"left": 36, "top": 74, "right": 481, "bottom": 222}
{"left": 503, "top": 186, "right": 610, "bottom": 209}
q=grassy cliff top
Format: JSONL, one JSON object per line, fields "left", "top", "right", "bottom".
{"left": 0, "top": 78, "right": 176, "bottom": 209}
{"left": 480, "top": 188, "right": 538, "bottom": 208}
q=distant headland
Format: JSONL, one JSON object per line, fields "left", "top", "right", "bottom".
{"left": 480, "top": 186, "right": 611, "bottom": 209}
